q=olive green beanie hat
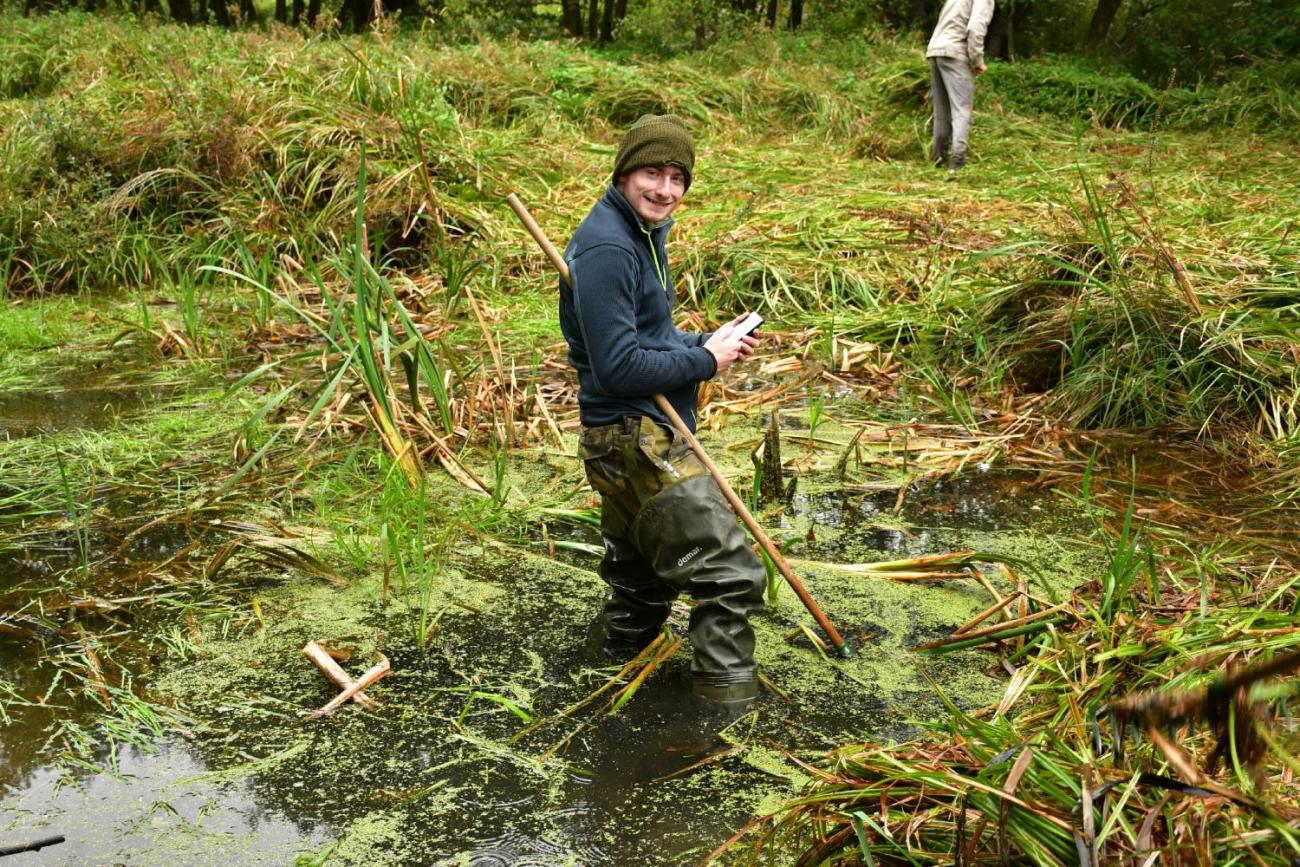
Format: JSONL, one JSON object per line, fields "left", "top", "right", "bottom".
{"left": 611, "top": 113, "right": 695, "bottom": 191}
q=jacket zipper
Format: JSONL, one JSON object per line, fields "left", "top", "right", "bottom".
{"left": 641, "top": 225, "right": 669, "bottom": 302}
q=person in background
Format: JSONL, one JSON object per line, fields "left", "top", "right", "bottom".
{"left": 558, "top": 114, "right": 765, "bottom": 711}
{"left": 926, "top": 0, "right": 995, "bottom": 171}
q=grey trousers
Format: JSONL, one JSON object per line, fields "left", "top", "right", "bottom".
{"left": 929, "top": 56, "right": 976, "bottom": 168}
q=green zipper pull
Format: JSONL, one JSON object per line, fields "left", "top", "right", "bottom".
{"left": 643, "top": 226, "right": 669, "bottom": 302}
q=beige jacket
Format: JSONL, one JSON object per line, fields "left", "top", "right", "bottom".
{"left": 925, "top": 0, "right": 996, "bottom": 70}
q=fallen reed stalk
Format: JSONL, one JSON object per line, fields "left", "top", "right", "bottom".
{"left": 723, "top": 484, "right": 1300, "bottom": 865}
{"left": 309, "top": 654, "right": 390, "bottom": 718}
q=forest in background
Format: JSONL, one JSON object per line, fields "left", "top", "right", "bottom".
{"left": 10, "top": 0, "right": 1300, "bottom": 89}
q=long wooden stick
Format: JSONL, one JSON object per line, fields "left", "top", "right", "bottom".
{"left": 506, "top": 192, "right": 852, "bottom": 659}
{"left": 0, "top": 835, "right": 66, "bottom": 857}
{"left": 652, "top": 395, "right": 851, "bottom": 657}
{"left": 507, "top": 193, "right": 570, "bottom": 279}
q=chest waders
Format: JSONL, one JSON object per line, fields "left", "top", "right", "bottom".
{"left": 579, "top": 418, "right": 764, "bottom": 704}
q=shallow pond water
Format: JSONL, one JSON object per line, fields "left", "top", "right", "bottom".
{"left": 2, "top": 457, "right": 1097, "bottom": 865}
{"left": 0, "top": 379, "right": 176, "bottom": 439}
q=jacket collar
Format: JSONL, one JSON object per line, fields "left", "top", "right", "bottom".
{"left": 603, "top": 184, "right": 674, "bottom": 235}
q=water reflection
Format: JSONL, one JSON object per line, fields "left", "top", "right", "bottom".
{"left": 0, "top": 741, "right": 325, "bottom": 865}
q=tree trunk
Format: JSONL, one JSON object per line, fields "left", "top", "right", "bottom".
{"left": 238, "top": 0, "right": 257, "bottom": 24}
{"left": 906, "top": 0, "right": 930, "bottom": 29}
{"left": 211, "top": 0, "right": 231, "bottom": 26}
{"left": 170, "top": 0, "right": 191, "bottom": 23}
{"left": 764, "top": 0, "right": 777, "bottom": 28}
{"left": 338, "top": 0, "right": 368, "bottom": 31}
{"left": 1087, "top": 0, "right": 1123, "bottom": 49}
{"left": 614, "top": 0, "right": 626, "bottom": 24}
{"left": 788, "top": 0, "right": 801, "bottom": 29}
{"left": 559, "top": 0, "right": 581, "bottom": 36}
{"left": 273, "top": 0, "right": 285, "bottom": 22}
{"left": 586, "top": 0, "right": 598, "bottom": 40}
{"left": 338, "top": 0, "right": 359, "bottom": 30}
{"left": 600, "top": 0, "right": 614, "bottom": 41}
{"left": 1011, "top": 1, "right": 1029, "bottom": 58}
{"left": 987, "top": 0, "right": 1028, "bottom": 60}
{"left": 291, "top": 0, "right": 302, "bottom": 24}
{"left": 305, "top": 0, "right": 320, "bottom": 27}
{"left": 986, "top": 1, "right": 1010, "bottom": 59}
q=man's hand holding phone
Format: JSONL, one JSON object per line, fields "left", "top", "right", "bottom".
{"left": 704, "top": 312, "right": 762, "bottom": 373}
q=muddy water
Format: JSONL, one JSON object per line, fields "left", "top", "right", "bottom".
{"left": 0, "top": 383, "right": 168, "bottom": 438}
{"left": 1, "top": 458, "right": 1094, "bottom": 866}
{"left": 0, "top": 523, "right": 196, "bottom": 789}
{"left": 1, "top": 741, "right": 323, "bottom": 864}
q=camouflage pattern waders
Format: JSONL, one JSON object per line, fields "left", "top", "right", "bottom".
{"left": 579, "top": 417, "right": 764, "bottom": 702}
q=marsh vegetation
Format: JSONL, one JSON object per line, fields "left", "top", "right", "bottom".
{"left": 1, "top": 6, "right": 1298, "bottom": 865}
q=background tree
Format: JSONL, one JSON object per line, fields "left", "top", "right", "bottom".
{"left": 1087, "top": 0, "right": 1123, "bottom": 49}
{"left": 599, "top": 0, "right": 614, "bottom": 41}
{"left": 985, "top": 0, "right": 1033, "bottom": 61}
{"left": 873, "top": 0, "right": 938, "bottom": 30}
{"left": 560, "top": 0, "right": 582, "bottom": 36}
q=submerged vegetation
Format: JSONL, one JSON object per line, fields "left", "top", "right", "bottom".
{"left": 1, "top": 9, "right": 1298, "bottom": 865}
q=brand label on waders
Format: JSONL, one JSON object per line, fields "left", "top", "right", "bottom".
{"left": 677, "top": 546, "right": 703, "bottom": 567}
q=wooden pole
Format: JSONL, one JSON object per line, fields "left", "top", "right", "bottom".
{"left": 652, "top": 394, "right": 851, "bottom": 658}
{"left": 507, "top": 193, "right": 572, "bottom": 284}
{"left": 0, "top": 835, "right": 66, "bottom": 857}
{"left": 505, "top": 192, "right": 852, "bottom": 659}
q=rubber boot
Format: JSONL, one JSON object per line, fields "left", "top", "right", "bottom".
{"left": 691, "top": 692, "right": 758, "bottom": 738}
{"left": 588, "top": 533, "right": 677, "bottom": 663}
{"left": 631, "top": 475, "right": 765, "bottom": 698}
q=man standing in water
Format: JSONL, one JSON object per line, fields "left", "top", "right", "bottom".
{"left": 926, "top": 0, "right": 995, "bottom": 171}
{"left": 559, "top": 113, "right": 765, "bottom": 710}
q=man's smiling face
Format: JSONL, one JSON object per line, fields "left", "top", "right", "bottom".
{"left": 617, "top": 164, "right": 687, "bottom": 223}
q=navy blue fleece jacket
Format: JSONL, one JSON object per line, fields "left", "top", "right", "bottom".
{"left": 560, "top": 185, "right": 716, "bottom": 432}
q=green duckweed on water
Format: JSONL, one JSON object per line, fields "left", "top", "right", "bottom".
{"left": 131, "top": 458, "right": 1093, "bottom": 865}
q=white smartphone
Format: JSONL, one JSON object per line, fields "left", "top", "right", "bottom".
{"left": 734, "top": 311, "right": 764, "bottom": 338}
